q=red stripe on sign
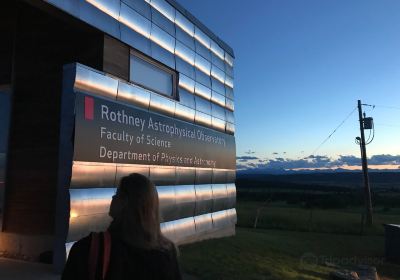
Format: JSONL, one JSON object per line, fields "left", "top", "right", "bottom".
{"left": 85, "top": 96, "right": 94, "bottom": 120}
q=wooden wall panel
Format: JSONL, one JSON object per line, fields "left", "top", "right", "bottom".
{"left": 103, "top": 35, "right": 129, "bottom": 81}
{"left": 0, "top": 3, "right": 15, "bottom": 85}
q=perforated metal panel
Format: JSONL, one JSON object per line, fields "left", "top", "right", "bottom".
{"left": 194, "top": 26, "right": 211, "bottom": 49}
{"left": 175, "top": 11, "right": 194, "bottom": 36}
{"left": 211, "top": 40, "right": 224, "bottom": 61}
{"left": 175, "top": 41, "right": 195, "bottom": 66}
{"left": 149, "top": 0, "right": 175, "bottom": 22}
{"left": 71, "top": 162, "right": 117, "bottom": 188}
{"left": 173, "top": 217, "right": 196, "bottom": 242}
{"left": 211, "top": 91, "right": 225, "bottom": 108}
{"left": 226, "top": 169, "right": 236, "bottom": 183}
{"left": 150, "top": 23, "right": 175, "bottom": 53}
{"left": 194, "top": 54, "right": 211, "bottom": 76}
{"left": 75, "top": 65, "right": 118, "bottom": 100}
{"left": 117, "top": 81, "right": 151, "bottom": 109}
{"left": 174, "top": 104, "right": 195, "bottom": 123}
{"left": 195, "top": 168, "right": 213, "bottom": 185}
{"left": 194, "top": 111, "right": 212, "bottom": 127}
{"left": 120, "top": 25, "right": 151, "bottom": 55}
{"left": 178, "top": 74, "right": 195, "bottom": 93}
{"left": 174, "top": 185, "right": 196, "bottom": 218}
{"left": 226, "top": 183, "right": 237, "bottom": 209}
{"left": 176, "top": 167, "right": 196, "bottom": 185}
{"left": 194, "top": 213, "right": 213, "bottom": 233}
{"left": 194, "top": 82, "right": 211, "bottom": 100}
{"left": 122, "top": 0, "right": 151, "bottom": 19}
{"left": 211, "top": 117, "right": 226, "bottom": 132}
{"left": 212, "top": 169, "right": 227, "bottom": 184}
{"left": 157, "top": 185, "right": 176, "bottom": 222}
{"left": 150, "top": 165, "right": 177, "bottom": 185}
{"left": 149, "top": 92, "right": 176, "bottom": 117}
{"left": 211, "top": 210, "right": 230, "bottom": 229}
{"left": 119, "top": 3, "right": 151, "bottom": 38}
{"left": 194, "top": 184, "right": 213, "bottom": 215}
{"left": 195, "top": 96, "right": 211, "bottom": 115}
{"left": 151, "top": 8, "right": 175, "bottom": 36}
{"left": 86, "top": 0, "right": 121, "bottom": 20}
{"left": 212, "top": 184, "right": 228, "bottom": 212}
{"left": 175, "top": 27, "right": 195, "bottom": 50}
{"left": 178, "top": 88, "right": 195, "bottom": 108}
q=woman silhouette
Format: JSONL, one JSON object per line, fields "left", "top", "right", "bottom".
{"left": 62, "top": 173, "right": 182, "bottom": 280}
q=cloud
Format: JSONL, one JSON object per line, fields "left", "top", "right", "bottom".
{"left": 237, "top": 156, "right": 259, "bottom": 160}
{"left": 266, "top": 156, "right": 333, "bottom": 169}
{"left": 369, "top": 154, "right": 400, "bottom": 165}
{"left": 336, "top": 155, "right": 360, "bottom": 166}
{"left": 236, "top": 163, "right": 249, "bottom": 170}
{"left": 335, "top": 154, "right": 400, "bottom": 166}
{"left": 236, "top": 154, "right": 400, "bottom": 172}
{"left": 236, "top": 156, "right": 259, "bottom": 162}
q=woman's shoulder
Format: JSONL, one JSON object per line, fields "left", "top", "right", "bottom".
{"left": 151, "top": 240, "right": 177, "bottom": 259}
{"left": 69, "top": 234, "right": 92, "bottom": 253}
{"left": 108, "top": 238, "right": 182, "bottom": 279}
{"left": 62, "top": 234, "right": 93, "bottom": 280}
{"left": 151, "top": 245, "right": 181, "bottom": 279}
{"left": 118, "top": 241, "right": 176, "bottom": 264}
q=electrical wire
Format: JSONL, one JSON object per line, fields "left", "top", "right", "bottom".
{"left": 365, "top": 121, "right": 375, "bottom": 145}
{"left": 361, "top": 103, "right": 399, "bottom": 144}
{"left": 365, "top": 127, "right": 372, "bottom": 143}
{"left": 309, "top": 107, "right": 357, "bottom": 156}
{"left": 307, "top": 103, "right": 397, "bottom": 157}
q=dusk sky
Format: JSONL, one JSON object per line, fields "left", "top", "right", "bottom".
{"left": 179, "top": 0, "right": 400, "bottom": 170}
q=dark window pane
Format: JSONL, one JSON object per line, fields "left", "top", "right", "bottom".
{"left": 130, "top": 55, "right": 173, "bottom": 96}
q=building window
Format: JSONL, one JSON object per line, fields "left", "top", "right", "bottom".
{"left": 130, "top": 51, "right": 176, "bottom": 98}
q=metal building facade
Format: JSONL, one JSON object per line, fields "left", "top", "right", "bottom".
{"left": 0, "top": 0, "right": 235, "bottom": 269}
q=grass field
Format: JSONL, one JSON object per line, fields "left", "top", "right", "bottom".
{"left": 237, "top": 200, "right": 400, "bottom": 236}
{"left": 180, "top": 227, "right": 400, "bottom": 280}
{"left": 179, "top": 200, "right": 400, "bottom": 280}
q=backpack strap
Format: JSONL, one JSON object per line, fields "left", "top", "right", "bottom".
{"left": 102, "top": 231, "right": 112, "bottom": 279}
{"left": 89, "top": 232, "right": 100, "bottom": 280}
{"left": 89, "top": 231, "right": 112, "bottom": 280}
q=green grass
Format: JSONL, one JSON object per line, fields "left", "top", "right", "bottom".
{"left": 237, "top": 201, "right": 400, "bottom": 236}
{"left": 179, "top": 199, "right": 400, "bottom": 279}
{"left": 180, "top": 228, "right": 400, "bottom": 280}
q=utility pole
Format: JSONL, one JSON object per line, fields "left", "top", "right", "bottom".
{"left": 357, "top": 100, "right": 373, "bottom": 226}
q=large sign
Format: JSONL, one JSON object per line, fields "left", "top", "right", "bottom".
{"left": 73, "top": 93, "right": 236, "bottom": 169}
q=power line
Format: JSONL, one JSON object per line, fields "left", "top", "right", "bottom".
{"left": 365, "top": 119, "right": 375, "bottom": 145}
{"left": 309, "top": 107, "right": 357, "bottom": 156}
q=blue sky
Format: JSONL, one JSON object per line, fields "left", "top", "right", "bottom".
{"left": 179, "top": 0, "right": 400, "bottom": 169}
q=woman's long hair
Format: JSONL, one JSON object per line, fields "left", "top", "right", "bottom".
{"left": 108, "top": 173, "right": 173, "bottom": 251}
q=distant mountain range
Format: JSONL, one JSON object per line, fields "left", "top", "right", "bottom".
{"left": 236, "top": 170, "right": 400, "bottom": 189}
{"left": 237, "top": 167, "right": 400, "bottom": 176}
